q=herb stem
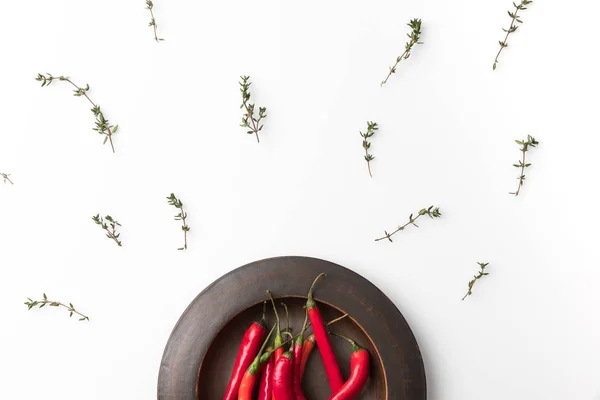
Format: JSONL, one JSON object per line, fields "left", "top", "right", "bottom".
{"left": 381, "top": 18, "right": 422, "bottom": 86}
{"left": 493, "top": 0, "right": 532, "bottom": 70}
{"left": 513, "top": 147, "right": 527, "bottom": 196}
{"left": 63, "top": 79, "right": 115, "bottom": 153}
{"left": 25, "top": 294, "right": 90, "bottom": 321}
{"left": 106, "top": 227, "right": 121, "bottom": 246}
{"left": 359, "top": 121, "right": 378, "bottom": 177}
{"left": 239, "top": 76, "right": 267, "bottom": 143}
{"left": 381, "top": 48, "right": 410, "bottom": 86}
{"left": 462, "top": 262, "right": 490, "bottom": 301}
{"left": 375, "top": 213, "right": 424, "bottom": 241}
{"left": 148, "top": 6, "right": 159, "bottom": 42}
{"left": 145, "top": 1, "right": 163, "bottom": 41}
{"left": 493, "top": 4, "right": 519, "bottom": 70}
{"left": 92, "top": 214, "right": 122, "bottom": 246}
{"left": 167, "top": 193, "right": 190, "bottom": 250}
{"left": 375, "top": 206, "right": 441, "bottom": 242}
{"left": 41, "top": 301, "right": 89, "bottom": 320}
{"left": 36, "top": 73, "right": 118, "bottom": 153}
{"left": 1, "top": 173, "right": 13, "bottom": 184}
{"left": 181, "top": 203, "right": 188, "bottom": 250}
{"left": 510, "top": 135, "right": 538, "bottom": 196}
{"left": 243, "top": 101, "right": 260, "bottom": 143}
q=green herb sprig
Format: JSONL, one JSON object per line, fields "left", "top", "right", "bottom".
{"left": 167, "top": 193, "right": 190, "bottom": 250}
{"left": 36, "top": 73, "right": 119, "bottom": 153}
{"left": 239, "top": 76, "right": 267, "bottom": 143}
{"left": 92, "top": 214, "right": 122, "bottom": 246}
{"left": 1, "top": 172, "right": 13, "bottom": 184}
{"left": 462, "top": 262, "right": 490, "bottom": 301}
{"left": 381, "top": 18, "right": 422, "bottom": 86}
{"left": 493, "top": 0, "right": 533, "bottom": 70}
{"left": 360, "top": 121, "right": 378, "bottom": 177}
{"left": 25, "top": 293, "right": 89, "bottom": 321}
{"left": 146, "top": 1, "right": 164, "bottom": 42}
{"left": 510, "top": 135, "right": 539, "bottom": 196}
{"left": 376, "top": 206, "right": 441, "bottom": 242}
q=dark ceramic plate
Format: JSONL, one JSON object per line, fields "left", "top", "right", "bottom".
{"left": 157, "top": 256, "right": 426, "bottom": 400}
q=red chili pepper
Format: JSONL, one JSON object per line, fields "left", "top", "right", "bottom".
{"left": 299, "top": 334, "right": 315, "bottom": 380}
{"left": 258, "top": 348, "right": 275, "bottom": 400}
{"left": 238, "top": 328, "right": 276, "bottom": 400}
{"left": 272, "top": 352, "right": 295, "bottom": 400}
{"left": 292, "top": 308, "right": 309, "bottom": 400}
{"left": 223, "top": 302, "right": 268, "bottom": 400}
{"left": 238, "top": 327, "right": 275, "bottom": 400}
{"left": 299, "top": 314, "right": 347, "bottom": 381}
{"left": 306, "top": 273, "right": 344, "bottom": 393}
{"left": 266, "top": 291, "right": 284, "bottom": 400}
{"left": 328, "top": 333, "right": 370, "bottom": 400}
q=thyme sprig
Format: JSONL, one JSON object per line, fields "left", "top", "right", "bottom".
{"left": 239, "top": 76, "right": 267, "bottom": 143}
{"left": 360, "top": 121, "right": 378, "bottom": 177}
{"left": 381, "top": 18, "right": 422, "bottom": 86}
{"left": 1, "top": 172, "right": 13, "bottom": 184}
{"left": 25, "top": 293, "right": 89, "bottom": 321}
{"left": 375, "top": 206, "right": 441, "bottom": 242}
{"left": 146, "top": 1, "right": 164, "bottom": 42}
{"left": 35, "top": 73, "right": 119, "bottom": 153}
{"left": 493, "top": 0, "right": 533, "bottom": 70}
{"left": 462, "top": 262, "right": 490, "bottom": 301}
{"left": 92, "top": 214, "right": 122, "bottom": 246}
{"left": 167, "top": 193, "right": 190, "bottom": 250}
{"left": 510, "top": 135, "right": 539, "bottom": 196}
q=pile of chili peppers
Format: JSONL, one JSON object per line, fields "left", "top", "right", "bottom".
{"left": 223, "top": 273, "right": 370, "bottom": 400}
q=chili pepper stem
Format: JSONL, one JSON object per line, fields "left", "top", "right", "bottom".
{"left": 302, "top": 313, "right": 349, "bottom": 335}
{"left": 281, "top": 302, "right": 294, "bottom": 352}
{"left": 326, "top": 313, "right": 348, "bottom": 327}
{"left": 265, "top": 333, "right": 299, "bottom": 356}
{"left": 266, "top": 290, "right": 281, "bottom": 332}
{"left": 307, "top": 272, "right": 327, "bottom": 309}
{"left": 267, "top": 289, "right": 285, "bottom": 378}
{"left": 300, "top": 307, "right": 309, "bottom": 335}
{"left": 283, "top": 331, "right": 294, "bottom": 351}
{"left": 261, "top": 325, "right": 276, "bottom": 353}
{"left": 266, "top": 290, "right": 283, "bottom": 346}
{"left": 283, "top": 331, "right": 293, "bottom": 340}
{"left": 281, "top": 302, "right": 290, "bottom": 335}
{"left": 295, "top": 308, "right": 309, "bottom": 359}
{"left": 329, "top": 331, "right": 362, "bottom": 352}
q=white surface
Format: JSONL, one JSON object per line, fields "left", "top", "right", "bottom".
{"left": 1, "top": 0, "right": 599, "bottom": 399}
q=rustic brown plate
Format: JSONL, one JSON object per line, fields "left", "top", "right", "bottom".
{"left": 157, "top": 256, "right": 426, "bottom": 400}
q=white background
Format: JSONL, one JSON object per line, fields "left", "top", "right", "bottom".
{"left": 1, "top": 0, "right": 599, "bottom": 399}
